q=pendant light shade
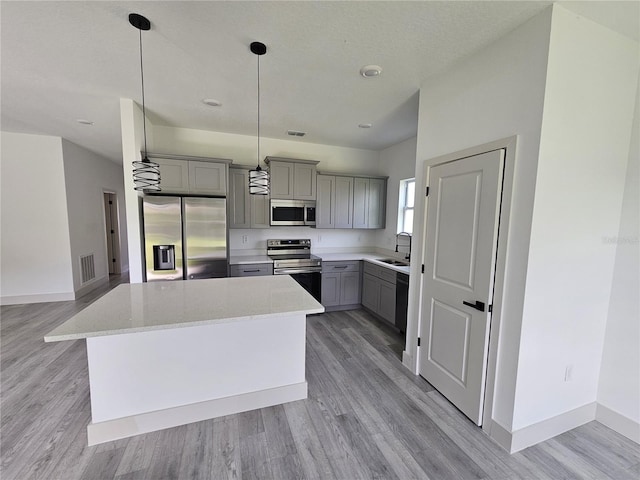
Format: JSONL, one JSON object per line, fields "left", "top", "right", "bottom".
{"left": 130, "top": 13, "right": 161, "bottom": 192}
{"left": 248, "top": 41, "right": 269, "bottom": 195}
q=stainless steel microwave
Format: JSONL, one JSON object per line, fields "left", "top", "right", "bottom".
{"left": 270, "top": 199, "right": 316, "bottom": 226}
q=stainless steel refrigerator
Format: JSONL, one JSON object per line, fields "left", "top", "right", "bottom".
{"left": 143, "top": 196, "right": 227, "bottom": 281}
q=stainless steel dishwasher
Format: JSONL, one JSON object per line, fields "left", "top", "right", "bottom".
{"left": 395, "top": 272, "right": 409, "bottom": 334}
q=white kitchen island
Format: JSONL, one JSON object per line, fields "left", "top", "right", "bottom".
{"left": 44, "top": 275, "right": 324, "bottom": 446}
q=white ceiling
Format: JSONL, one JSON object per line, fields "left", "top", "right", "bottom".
{"left": 1, "top": 1, "right": 638, "bottom": 164}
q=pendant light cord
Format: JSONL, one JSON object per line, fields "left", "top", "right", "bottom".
{"left": 139, "top": 28, "right": 148, "bottom": 160}
{"left": 257, "top": 54, "right": 261, "bottom": 168}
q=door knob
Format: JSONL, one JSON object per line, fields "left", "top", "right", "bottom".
{"left": 463, "top": 300, "right": 485, "bottom": 312}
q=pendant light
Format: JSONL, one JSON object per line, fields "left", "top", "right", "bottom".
{"left": 248, "top": 41, "right": 269, "bottom": 195}
{"left": 129, "top": 13, "right": 161, "bottom": 192}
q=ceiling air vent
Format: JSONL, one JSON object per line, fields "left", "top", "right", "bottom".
{"left": 287, "top": 130, "right": 306, "bottom": 137}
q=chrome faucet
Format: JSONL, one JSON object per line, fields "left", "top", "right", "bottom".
{"left": 395, "top": 232, "right": 412, "bottom": 261}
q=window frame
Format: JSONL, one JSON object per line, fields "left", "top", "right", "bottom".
{"left": 397, "top": 177, "right": 415, "bottom": 234}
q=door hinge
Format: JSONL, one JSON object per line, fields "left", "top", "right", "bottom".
{"left": 421, "top": 264, "right": 425, "bottom": 274}
{"left": 110, "top": 229, "right": 115, "bottom": 234}
{"left": 488, "top": 304, "right": 493, "bottom": 313}
{"left": 112, "top": 258, "right": 116, "bottom": 263}
{"left": 417, "top": 337, "right": 421, "bottom": 347}
{"left": 425, "top": 186, "right": 430, "bottom": 196}
{"left": 109, "top": 200, "right": 113, "bottom": 205}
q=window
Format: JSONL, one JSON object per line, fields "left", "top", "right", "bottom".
{"left": 397, "top": 178, "right": 415, "bottom": 234}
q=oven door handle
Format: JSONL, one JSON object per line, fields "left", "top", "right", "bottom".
{"left": 274, "top": 268, "right": 321, "bottom": 275}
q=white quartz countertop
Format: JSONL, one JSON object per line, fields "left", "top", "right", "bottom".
{"left": 228, "top": 255, "right": 272, "bottom": 265}
{"left": 316, "top": 252, "right": 411, "bottom": 274}
{"left": 45, "top": 276, "right": 324, "bottom": 342}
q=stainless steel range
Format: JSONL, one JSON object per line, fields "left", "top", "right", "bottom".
{"left": 267, "top": 239, "right": 322, "bottom": 301}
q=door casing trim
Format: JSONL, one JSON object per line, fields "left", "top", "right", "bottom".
{"left": 412, "top": 136, "right": 518, "bottom": 440}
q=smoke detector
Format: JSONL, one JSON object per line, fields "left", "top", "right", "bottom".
{"left": 202, "top": 98, "right": 222, "bottom": 107}
{"left": 360, "top": 65, "right": 382, "bottom": 78}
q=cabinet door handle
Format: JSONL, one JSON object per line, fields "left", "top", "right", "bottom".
{"left": 462, "top": 300, "right": 485, "bottom": 312}
{"left": 243, "top": 269, "right": 261, "bottom": 273}
{"left": 334, "top": 265, "right": 348, "bottom": 269}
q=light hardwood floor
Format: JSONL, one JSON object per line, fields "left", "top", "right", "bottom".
{"left": 2, "top": 275, "right": 639, "bottom": 479}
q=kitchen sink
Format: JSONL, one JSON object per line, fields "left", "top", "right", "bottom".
{"left": 379, "top": 258, "right": 409, "bottom": 266}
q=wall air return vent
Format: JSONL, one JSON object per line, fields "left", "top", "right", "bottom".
{"left": 80, "top": 254, "right": 96, "bottom": 284}
{"left": 287, "top": 130, "right": 306, "bottom": 137}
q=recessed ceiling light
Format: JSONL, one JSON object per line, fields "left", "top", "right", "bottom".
{"left": 202, "top": 98, "right": 222, "bottom": 107}
{"left": 360, "top": 65, "right": 382, "bottom": 78}
{"left": 76, "top": 119, "right": 94, "bottom": 125}
{"left": 358, "top": 123, "right": 373, "bottom": 129}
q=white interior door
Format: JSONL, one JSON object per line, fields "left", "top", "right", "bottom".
{"left": 418, "top": 149, "right": 504, "bottom": 425}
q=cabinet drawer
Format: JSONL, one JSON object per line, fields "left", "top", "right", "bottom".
{"left": 363, "top": 261, "right": 380, "bottom": 277}
{"left": 378, "top": 267, "right": 397, "bottom": 284}
{"left": 363, "top": 261, "right": 396, "bottom": 284}
{"left": 229, "top": 264, "right": 273, "bottom": 277}
{"left": 322, "top": 261, "right": 360, "bottom": 273}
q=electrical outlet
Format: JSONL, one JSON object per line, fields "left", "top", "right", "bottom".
{"left": 564, "top": 365, "right": 573, "bottom": 382}
{"left": 242, "top": 235, "right": 248, "bottom": 244}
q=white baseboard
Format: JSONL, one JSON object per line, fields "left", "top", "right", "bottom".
{"left": 596, "top": 403, "right": 640, "bottom": 444}
{"left": 0, "top": 291, "right": 75, "bottom": 306}
{"left": 493, "top": 402, "right": 597, "bottom": 453}
{"left": 402, "top": 351, "right": 416, "bottom": 373}
{"left": 487, "top": 420, "right": 513, "bottom": 452}
{"left": 87, "top": 381, "right": 307, "bottom": 446}
{"left": 75, "top": 275, "right": 108, "bottom": 299}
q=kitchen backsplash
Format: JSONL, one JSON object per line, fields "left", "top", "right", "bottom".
{"left": 228, "top": 227, "right": 378, "bottom": 255}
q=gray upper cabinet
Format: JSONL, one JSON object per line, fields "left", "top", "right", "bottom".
{"left": 335, "top": 176, "right": 354, "bottom": 228}
{"left": 265, "top": 157, "right": 318, "bottom": 200}
{"left": 268, "top": 161, "right": 295, "bottom": 199}
{"left": 229, "top": 168, "right": 250, "bottom": 228}
{"left": 250, "top": 194, "right": 270, "bottom": 229}
{"left": 228, "top": 165, "right": 269, "bottom": 228}
{"left": 228, "top": 166, "right": 270, "bottom": 229}
{"left": 367, "top": 178, "right": 386, "bottom": 229}
{"left": 316, "top": 175, "right": 335, "bottom": 228}
{"left": 151, "top": 154, "right": 230, "bottom": 196}
{"left": 154, "top": 157, "right": 190, "bottom": 193}
{"left": 322, "top": 175, "right": 385, "bottom": 230}
{"left": 353, "top": 177, "right": 386, "bottom": 229}
{"left": 188, "top": 161, "right": 227, "bottom": 196}
{"left": 293, "top": 163, "right": 317, "bottom": 200}
{"left": 317, "top": 174, "right": 355, "bottom": 229}
{"left": 353, "top": 177, "right": 369, "bottom": 229}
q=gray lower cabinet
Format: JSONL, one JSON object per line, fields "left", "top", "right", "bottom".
{"left": 229, "top": 263, "right": 273, "bottom": 277}
{"left": 228, "top": 167, "right": 270, "bottom": 229}
{"left": 361, "top": 262, "right": 396, "bottom": 325}
{"left": 321, "top": 261, "right": 361, "bottom": 309}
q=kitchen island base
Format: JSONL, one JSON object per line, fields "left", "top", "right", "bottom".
{"left": 85, "top": 313, "right": 306, "bottom": 445}
{"left": 44, "top": 276, "right": 323, "bottom": 446}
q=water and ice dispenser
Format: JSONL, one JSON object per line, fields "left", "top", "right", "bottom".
{"left": 153, "top": 245, "right": 175, "bottom": 271}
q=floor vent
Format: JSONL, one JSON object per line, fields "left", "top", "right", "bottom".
{"left": 80, "top": 254, "right": 96, "bottom": 284}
